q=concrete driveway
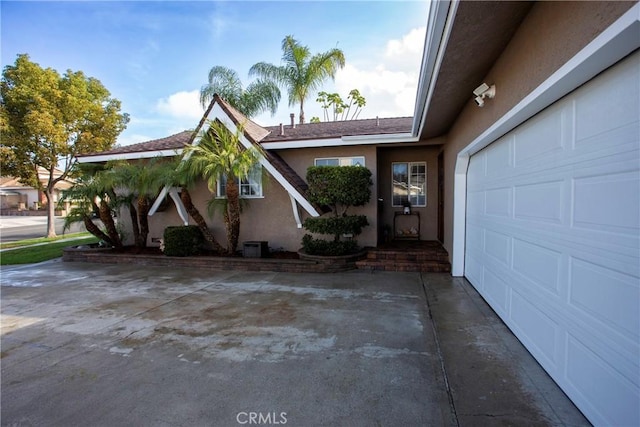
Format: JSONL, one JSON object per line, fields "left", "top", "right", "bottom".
{"left": 1, "top": 260, "right": 588, "bottom": 426}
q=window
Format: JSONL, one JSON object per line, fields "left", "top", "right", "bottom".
{"left": 392, "top": 162, "right": 426, "bottom": 207}
{"left": 315, "top": 156, "right": 365, "bottom": 167}
{"left": 217, "top": 164, "right": 263, "bottom": 198}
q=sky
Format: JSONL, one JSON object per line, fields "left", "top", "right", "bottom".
{"left": 1, "top": 1, "right": 430, "bottom": 147}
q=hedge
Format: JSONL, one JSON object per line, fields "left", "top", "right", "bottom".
{"left": 163, "top": 225, "right": 204, "bottom": 257}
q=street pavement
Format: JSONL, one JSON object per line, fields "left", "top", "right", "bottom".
{"left": 1, "top": 261, "right": 589, "bottom": 426}
{"left": 0, "top": 216, "right": 84, "bottom": 242}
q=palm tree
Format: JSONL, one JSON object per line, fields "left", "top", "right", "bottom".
{"left": 108, "top": 159, "right": 172, "bottom": 249}
{"left": 179, "top": 120, "right": 264, "bottom": 254}
{"left": 200, "top": 65, "right": 281, "bottom": 117}
{"left": 249, "top": 35, "right": 345, "bottom": 124}
{"left": 160, "top": 158, "right": 227, "bottom": 254}
{"left": 62, "top": 164, "right": 122, "bottom": 248}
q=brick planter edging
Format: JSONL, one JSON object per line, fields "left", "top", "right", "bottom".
{"left": 297, "top": 249, "right": 368, "bottom": 266}
{"left": 63, "top": 246, "right": 361, "bottom": 273}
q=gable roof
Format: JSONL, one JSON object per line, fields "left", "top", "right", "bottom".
{"left": 261, "top": 116, "right": 412, "bottom": 142}
{"left": 77, "top": 95, "right": 414, "bottom": 217}
{"left": 77, "top": 116, "right": 413, "bottom": 160}
{"left": 79, "top": 131, "right": 193, "bottom": 159}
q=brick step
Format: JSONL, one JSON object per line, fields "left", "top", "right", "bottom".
{"left": 355, "top": 259, "right": 451, "bottom": 273}
{"left": 365, "top": 251, "right": 450, "bottom": 262}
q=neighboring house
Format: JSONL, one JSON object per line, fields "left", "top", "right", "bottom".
{"left": 0, "top": 167, "right": 73, "bottom": 211}
{"left": 77, "top": 2, "right": 639, "bottom": 425}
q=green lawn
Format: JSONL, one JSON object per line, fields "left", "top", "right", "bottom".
{"left": 0, "top": 232, "right": 93, "bottom": 250}
{"left": 0, "top": 235, "right": 99, "bottom": 265}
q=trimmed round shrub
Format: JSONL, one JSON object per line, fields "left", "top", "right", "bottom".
{"left": 303, "top": 215, "right": 369, "bottom": 237}
{"left": 301, "top": 234, "right": 360, "bottom": 256}
{"left": 163, "top": 225, "right": 203, "bottom": 257}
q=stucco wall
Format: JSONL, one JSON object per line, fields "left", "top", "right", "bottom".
{"left": 377, "top": 144, "right": 440, "bottom": 241}
{"left": 142, "top": 144, "right": 380, "bottom": 252}
{"left": 142, "top": 178, "right": 307, "bottom": 252}
{"left": 441, "top": 1, "right": 634, "bottom": 258}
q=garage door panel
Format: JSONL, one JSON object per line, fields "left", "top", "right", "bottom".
{"left": 483, "top": 268, "right": 509, "bottom": 314}
{"left": 465, "top": 190, "right": 485, "bottom": 216}
{"left": 510, "top": 290, "right": 560, "bottom": 367}
{"left": 465, "top": 52, "right": 639, "bottom": 426}
{"left": 514, "top": 180, "right": 564, "bottom": 223}
{"left": 566, "top": 335, "right": 640, "bottom": 427}
{"left": 512, "top": 239, "right": 562, "bottom": 295}
{"left": 464, "top": 252, "right": 483, "bottom": 286}
{"left": 485, "top": 135, "right": 513, "bottom": 176}
{"left": 569, "top": 257, "right": 640, "bottom": 340}
{"left": 574, "top": 123, "right": 637, "bottom": 154}
{"left": 514, "top": 107, "right": 566, "bottom": 166}
{"left": 572, "top": 170, "right": 640, "bottom": 233}
{"left": 484, "top": 229, "right": 511, "bottom": 266}
{"left": 574, "top": 53, "right": 639, "bottom": 144}
{"left": 484, "top": 187, "right": 512, "bottom": 217}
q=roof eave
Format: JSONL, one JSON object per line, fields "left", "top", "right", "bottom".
{"left": 411, "top": 0, "right": 457, "bottom": 138}
{"left": 262, "top": 133, "right": 418, "bottom": 150}
{"left": 76, "top": 149, "right": 183, "bottom": 163}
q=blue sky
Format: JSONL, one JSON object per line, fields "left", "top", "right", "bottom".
{"left": 1, "top": 1, "right": 429, "bottom": 147}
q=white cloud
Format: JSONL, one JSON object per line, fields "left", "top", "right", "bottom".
{"left": 155, "top": 90, "right": 204, "bottom": 120}
{"left": 384, "top": 27, "right": 426, "bottom": 70}
{"left": 333, "top": 26, "right": 426, "bottom": 119}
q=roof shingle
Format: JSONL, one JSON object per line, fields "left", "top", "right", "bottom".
{"left": 79, "top": 115, "right": 412, "bottom": 158}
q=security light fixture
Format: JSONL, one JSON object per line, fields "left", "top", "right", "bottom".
{"left": 473, "top": 83, "right": 496, "bottom": 107}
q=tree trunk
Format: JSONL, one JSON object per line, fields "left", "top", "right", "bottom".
{"left": 136, "top": 196, "right": 150, "bottom": 248}
{"left": 44, "top": 188, "right": 57, "bottom": 238}
{"left": 179, "top": 188, "right": 225, "bottom": 253}
{"left": 299, "top": 100, "right": 305, "bottom": 124}
{"left": 82, "top": 215, "right": 113, "bottom": 244}
{"left": 225, "top": 177, "right": 241, "bottom": 254}
{"left": 98, "top": 199, "right": 122, "bottom": 248}
{"left": 128, "top": 200, "right": 141, "bottom": 247}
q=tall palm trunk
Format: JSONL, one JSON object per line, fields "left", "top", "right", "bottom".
{"left": 299, "top": 100, "right": 305, "bottom": 124}
{"left": 136, "top": 196, "right": 150, "bottom": 248}
{"left": 225, "top": 176, "right": 241, "bottom": 254}
{"left": 82, "top": 214, "right": 113, "bottom": 244}
{"left": 97, "top": 199, "right": 122, "bottom": 248}
{"left": 179, "top": 188, "right": 225, "bottom": 253}
{"left": 127, "top": 200, "right": 141, "bottom": 247}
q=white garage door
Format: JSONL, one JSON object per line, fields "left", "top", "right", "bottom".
{"left": 465, "top": 51, "right": 639, "bottom": 426}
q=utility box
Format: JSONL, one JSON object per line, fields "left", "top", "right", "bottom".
{"left": 243, "top": 241, "right": 269, "bottom": 258}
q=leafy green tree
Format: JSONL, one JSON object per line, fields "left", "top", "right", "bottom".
{"left": 316, "top": 89, "right": 366, "bottom": 122}
{"left": 179, "top": 120, "right": 264, "bottom": 254}
{"left": 1, "top": 54, "right": 129, "bottom": 237}
{"left": 200, "top": 65, "right": 281, "bottom": 117}
{"left": 249, "top": 35, "right": 345, "bottom": 124}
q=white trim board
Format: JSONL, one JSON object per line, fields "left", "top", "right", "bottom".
{"left": 261, "top": 133, "right": 417, "bottom": 150}
{"left": 451, "top": 3, "right": 640, "bottom": 276}
{"left": 76, "top": 149, "right": 183, "bottom": 163}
